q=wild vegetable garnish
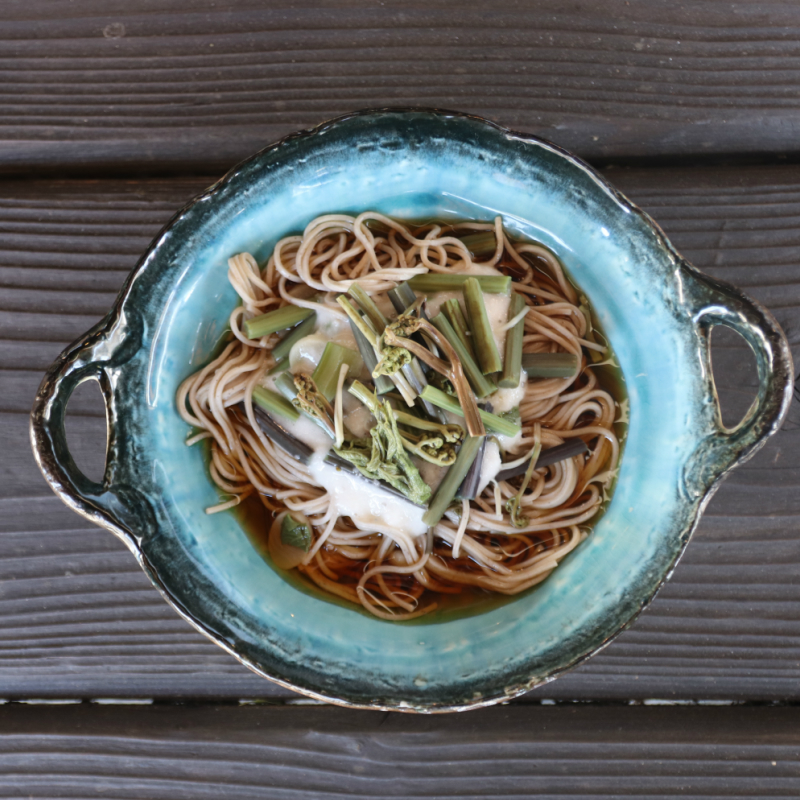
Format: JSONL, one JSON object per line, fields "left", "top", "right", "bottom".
{"left": 333, "top": 381, "right": 432, "bottom": 506}
{"left": 178, "top": 213, "right": 622, "bottom": 621}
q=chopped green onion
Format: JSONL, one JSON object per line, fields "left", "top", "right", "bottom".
{"left": 457, "top": 437, "right": 486, "bottom": 500}
{"left": 420, "top": 385, "right": 521, "bottom": 437}
{"left": 463, "top": 277, "right": 503, "bottom": 375}
{"left": 274, "top": 371, "right": 298, "bottom": 401}
{"left": 268, "top": 359, "right": 291, "bottom": 375}
{"left": 408, "top": 274, "right": 511, "bottom": 294}
{"left": 431, "top": 312, "right": 496, "bottom": 399}
{"left": 311, "top": 342, "right": 361, "bottom": 402}
{"left": 243, "top": 305, "right": 314, "bottom": 340}
{"left": 252, "top": 385, "right": 300, "bottom": 422}
{"left": 423, "top": 436, "right": 485, "bottom": 527}
{"left": 522, "top": 353, "right": 579, "bottom": 378}
{"left": 281, "top": 514, "right": 312, "bottom": 551}
{"left": 499, "top": 293, "right": 526, "bottom": 388}
{"left": 442, "top": 298, "right": 475, "bottom": 359}
{"left": 348, "top": 283, "right": 388, "bottom": 331}
{"left": 271, "top": 312, "right": 317, "bottom": 362}
{"left": 460, "top": 230, "right": 497, "bottom": 257}
{"left": 387, "top": 282, "right": 418, "bottom": 315}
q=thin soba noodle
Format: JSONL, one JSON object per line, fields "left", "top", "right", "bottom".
{"left": 177, "top": 213, "right": 621, "bottom": 620}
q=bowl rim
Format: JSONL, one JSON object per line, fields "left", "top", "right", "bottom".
{"left": 30, "top": 107, "right": 795, "bottom": 712}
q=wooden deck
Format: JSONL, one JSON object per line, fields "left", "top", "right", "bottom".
{"left": 1, "top": 1, "right": 798, "bottom": 796}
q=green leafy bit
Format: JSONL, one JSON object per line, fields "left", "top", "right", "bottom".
{"left": 498, "top": 406, "right": 521, "bottom": 425}
{"left": 281, "top": 514, "right": 313, "bottom": 552}
{"left": 408, "top": 274, "right": 511, "bottom": 294}
{"left": 252, "top": 385, "right": 300, "bottom": 422}
{"left": 499, "top": 292, "right": 526, "bottom": 388}
{"left": 243, "top": 305, "right": 314, "bottom": 340}
{"left": 463, "top": 277, "right": 503, "bottom": 375}
{"left": 333, "top": 381, "right": 432, "bottom": 505}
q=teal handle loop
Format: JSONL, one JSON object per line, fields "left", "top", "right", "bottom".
{"left": 30, "top": 314, "right": 148, "bottom": 542}
{"left": 682, "top": 263, "right": 794, "bottom": 496}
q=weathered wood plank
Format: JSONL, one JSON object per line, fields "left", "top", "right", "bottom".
{"left": 4, "top": 1, "right": 800, "bottom": 172}
{"left": 0, "top": 166, "right": 798, "bottom": 701}
{"left": 0, "top": 704, "right": 798, "bottom": 798}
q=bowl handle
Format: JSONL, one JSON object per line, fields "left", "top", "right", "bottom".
{"left": 29, "top": 314, "right": 154, "bottom": 546}
{"left": 682, "top": 263, "right": 795, "bottom": 497}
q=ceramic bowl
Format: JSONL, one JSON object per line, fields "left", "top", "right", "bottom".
{"left": 31, "top": 109, "right": 794, "bottom": 712}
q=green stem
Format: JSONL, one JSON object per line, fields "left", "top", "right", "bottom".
{"left": 420, "top": 385, "right": 521, "bottom": 437}
{"left": 521, "top": 353, "right": 579, "bottom": 378}
{"left": 499, "top": 292, "right": 526, "bottom": 388}
{"left": 337, "top": 295, "right": 378, "bottom": 346}
{"left": 348, "top": 283, "right": 388, "bottom": 331}
{"left": 422, "top": 436, "right": 485, "bottom": 527}
{"left": 430, "top": 312, "right": 496, "bottom": 399}
{"left": 267, "top": 359, "right": 291, "bottom": 375}
{"left": 271, "top": 312, "right": 317, "bottom": 361}
{"left": 348, "top": 317, "right": 394, "bottom": 395}
{"left": 463, "top": 277, "right": 503, "bottom": 375}
{"left": 252, "top": 385, "right": 300, "bottom": 421}
{"left": 408, "top": 274, "right": 510, "bottom": 294}
{"left": 442, "top": 298, "right": 475, "bottom": 359}
{"left": 311, "top": 342, "right": 361, "bottom": 402}
{"left": 387, "top": 282, "right": 417, "bottom": 315}
{"left": 460, "top": 230, "right": 497, "bottom": 257}
{"left": 274, "top": 371, "right": 298, "bottom": 401}
{"left": 243, "top": 305, "right": 313, "bottom": 340}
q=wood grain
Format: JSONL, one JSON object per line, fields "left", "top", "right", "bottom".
{"left": 1, "top": 167, "right": 798, "bottom": 701}
{"left": 4, "top": 1, "right": 800, "bottom": 172}
{"left": 0, "top": 704, "right": 798, "bottom": 798}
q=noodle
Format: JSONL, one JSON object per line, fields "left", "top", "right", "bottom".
{"left": 177, "top": 213, "right": 622, "bottom": 620}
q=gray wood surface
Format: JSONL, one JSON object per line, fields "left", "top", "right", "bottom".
{"left": 4, "top": 1, "right": 800, "bottom": 173}
{"left": 0, "top": 703, "right": 798, "bottom": 798}
{"left": 1, "top": 166, "right": 797, "bottom": 702}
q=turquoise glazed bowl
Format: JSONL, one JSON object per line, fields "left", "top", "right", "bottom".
{"left": 31, "top": 110, "right": 794, "bottom": 712}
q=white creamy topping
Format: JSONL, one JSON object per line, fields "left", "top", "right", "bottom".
{"left": 477, "top": 439, "right": 502, "bottom": 496}
{"left": 308, "top": 452, "right": 428, "bottom": 537}
{"left": 489, "top": 371, "right": 527, "bottom": 414}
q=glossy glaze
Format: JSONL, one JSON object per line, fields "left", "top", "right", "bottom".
{"left": 30, "top": 109, "right": 794, "bottom": 712}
